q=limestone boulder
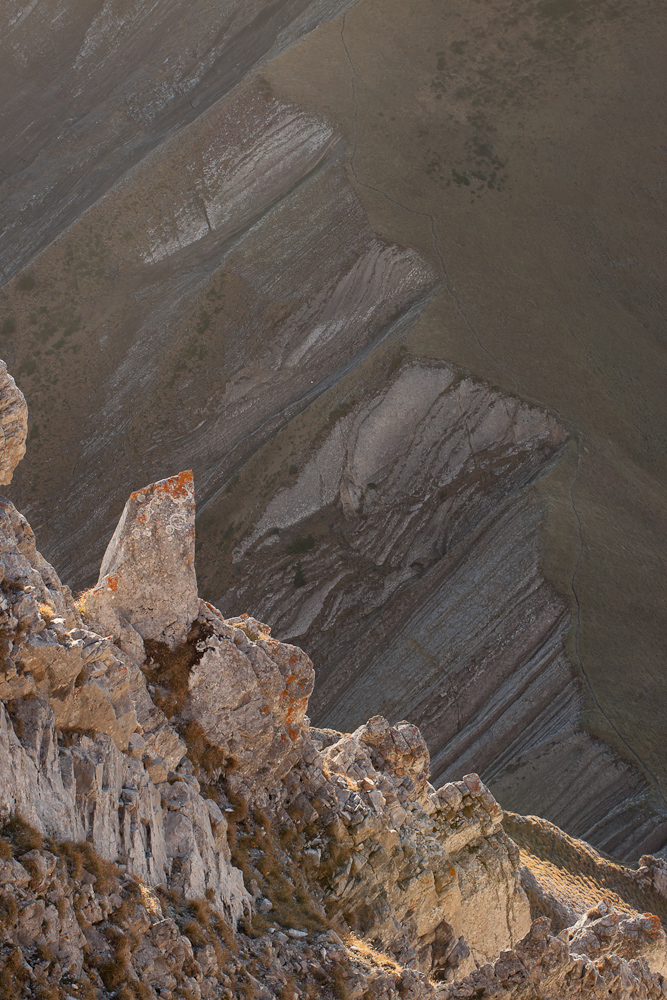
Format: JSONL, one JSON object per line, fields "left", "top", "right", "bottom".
{"left": 85, "top": 471, "right": 199, "bottom": 649}
{"left": 352, "top": 715, "right": 432, "bottom": 803}
{"left": 292, "top": 717, "right": 530, "bottom": 975}
{"left": 439, "top": 915, "right": 667, "bottom": 999}
{"left": 177, "top": 603, "right": 315, "bottom": 800}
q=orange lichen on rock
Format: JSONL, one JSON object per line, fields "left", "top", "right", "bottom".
{"left": 156, "top": 469, "right": 194, "bottom": 501}
{"left": 644, "top": 913, "right": 663, "bottom": 934}
{"left": 284, "top": 696, "right": 308, "bottom": 725}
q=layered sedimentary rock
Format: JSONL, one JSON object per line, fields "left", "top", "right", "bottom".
{"left": 202, "top": 352, "right": 658, "bottom": 859}
{"left": 0, "top": 0, "right": 361, "bottom": 282}
{"left": 2, "top": 80, "right": 435, "bottom": 595}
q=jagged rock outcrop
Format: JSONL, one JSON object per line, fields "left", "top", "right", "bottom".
{"left": 439, "top": 914, "right": 667, "bottom": 999}
{"left": 1, "top": 367, "right": 667, "bottom": 1000}
{"left": 180, "top": 606, "right": 315, "bottom": 801}
{"left": 2, "top": 0, "right": 665, "bottom": 887}
{"left": 86, "top": 470, "right": 199, "bottom": 650}
{"left": 304, "top": 723, "right": 530, "bottom": 972}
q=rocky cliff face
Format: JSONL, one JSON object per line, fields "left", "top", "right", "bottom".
{"left": 2, "top": 0, "right": 663, "bottom": 862}
{"left": 1, "top": 364, "right": 667, "bottom": 1000}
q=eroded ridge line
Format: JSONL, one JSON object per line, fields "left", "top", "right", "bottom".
{"left": 568, "top": 434, "right": 666, "bottom": 811}
{"left": 340, "top": 14, "right": 519, "bottom": 395}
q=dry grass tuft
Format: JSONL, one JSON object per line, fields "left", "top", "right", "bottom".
{"left": 38, "top": 603, "right": 56, "bottom": 626}
{"left": 0, "top": 947, "right": 30, "bottom": 1000}
{"left": 0, "top": 815, "right": 43, "bottom": 855}
{"left": 228, "top": 807, "right": 331, "bottom": 937}
{"left": 345, "top": 934, "right": 401, "bottom": 974}
{"left": 180, "top": 720, "right": 229, "bottom": 777}
{"left": 142, "top": 621, "right": 212, "bottom": 720}
{"left": 52, "top": 839, "right": 119, "bottom": 894}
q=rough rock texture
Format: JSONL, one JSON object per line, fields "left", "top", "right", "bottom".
{"left": 306, "top": 723, "right": 531, "bottom": 971}
{"left": 1, "top": 380, "right": 667, "bottom": 998}
{"left": 439, "top": 914, "right": 667, "bottom": 999}
{"left": 181, "top": 606, "right": 315, "bottom": 800}
{"left": 86, "top": 471, "right": 199, "bottom": 649}
{"left": 0, "top": 360, "right": 27, "bottom": 486}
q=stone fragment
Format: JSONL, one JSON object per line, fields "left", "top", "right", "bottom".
{"left": 180, "top": 601, "right": 315, "bottom": 800}
{"left": 0, "top": 858, "right": 31, "bottom": 887}
{"left": 85, "top": 471, "right": 199, "bottom": 648}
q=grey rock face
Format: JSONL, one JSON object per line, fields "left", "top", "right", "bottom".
{"left": 181, "top": 605, "right": 315, "bottom": 801}
{"left": 0, "top": 360, "right": 26, "bottom": 485}
{"left": 298, "top": 719, "right": 531, "bottom": 972}
{"left": 438, "top": 915, "right": 667, "bottom": 999}
{"left": 0, "top": 687, "right": 249, "bottom": 921}
{"left": 86, "top": 470, "right": 199, "bottom": 648}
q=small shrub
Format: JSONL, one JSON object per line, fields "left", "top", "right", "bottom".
{"left": 0, "top": 815, "right": 43, "bottom": 854}
{"left": 0, "top": 895, "right": 19, "bottom": 931}
{"left": 181, "top": 720, "right": 229, "bottom": 777}
{"left": 183, "top": 919, "right": 208, "bottom": 947}
{"left": 143, "top": 621, "right": 212, "bottom": 719}
{"left": 34, "top": 985, "right": 64, "bottom": 1000}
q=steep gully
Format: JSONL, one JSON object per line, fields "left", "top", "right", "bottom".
{"left": 1, "top": 0, "right": 664, "bottom": 860}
